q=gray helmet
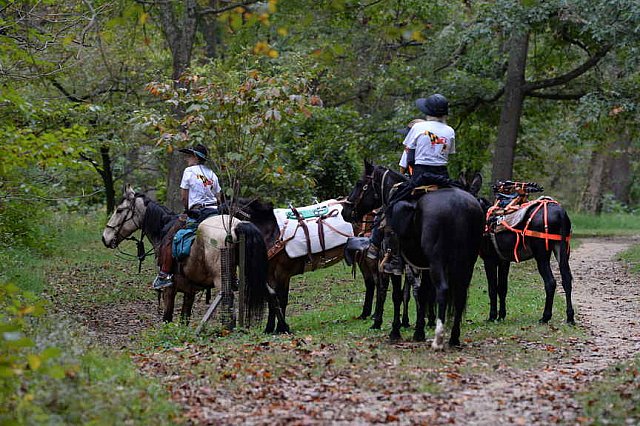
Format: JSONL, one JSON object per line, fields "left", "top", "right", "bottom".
{"left": 415, "top": 94, "right": 449, "bottom": 117}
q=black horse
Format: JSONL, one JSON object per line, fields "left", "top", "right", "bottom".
{"left": 466, "top": 180, "right": 574, "bottom": 324}
{"left": 342, "top": 161, "right": 485, "bottom": 349}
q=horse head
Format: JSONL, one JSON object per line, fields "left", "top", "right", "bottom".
{"left": 102, "top": 185, "right": 148, "bottom": 249}
{"left": 342, "top": 160, "right": 383, "bottom": 223}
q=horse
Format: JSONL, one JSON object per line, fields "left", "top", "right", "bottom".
{"left": 465, "top": 178, "right": 575, "bottom": 324}
{"left": 341, "top": 161, "right": 485, "bottom": 349}
{"left": 101, "top": 185, "right": 279, "bottom": 326}
{"left": 235, "top": 198, "right": 355, "bottom": 333}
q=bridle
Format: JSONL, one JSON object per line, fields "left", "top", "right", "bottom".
{"left": 344, "top": 168, "right": 391, "bottom": 221}
{"left": 106, "top": 197, "right": 152, "bottom": 272}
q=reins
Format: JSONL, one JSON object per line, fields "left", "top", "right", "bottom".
{"left": 108, "top": 197, "right": 154, "bottom": 273}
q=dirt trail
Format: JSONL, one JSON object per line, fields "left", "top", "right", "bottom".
{"left": 455, "top": 236, "right": 640, "bottom": 425}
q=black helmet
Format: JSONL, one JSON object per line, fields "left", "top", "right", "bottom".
{"left": 415, "top": 94, "right": 449, "bottom": 117}
{"left": 178, "top": 143, "right": 208, "bottom": 162}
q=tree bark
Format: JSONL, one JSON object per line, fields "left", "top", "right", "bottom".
{"left": 154, "top": 0, "right": 199, "bottom": 211}
{"left": 100, "top": 146, "right": 116, "bottom": 215}
{"left": 580, "top": 147, "right": 609, "bottom": 214}
{"left": 608, "top": 129, "right": 632, "bottom": 205}
{"left": 491, "top": 30, "right": 529, "bottom": 182}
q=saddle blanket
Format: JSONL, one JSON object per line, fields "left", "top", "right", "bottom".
{"left": 274, "top": 199, "right": 354, "bottom": 259}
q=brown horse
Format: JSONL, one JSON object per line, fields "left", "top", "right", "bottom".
{"left": 236, "top": 199, "right": 351, "bottom": 333}
{"left": 239, "top": 199, "right": 418, "bottom": 333}
{"left": 101, "top": 186, "right": 279, "bottom": 325}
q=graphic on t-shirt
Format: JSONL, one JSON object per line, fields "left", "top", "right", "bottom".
{"left": 197, "top": 174, "right": 214, "bottom": 187}
{"left": 424, "top": 131, "right": 448, "bottom": 151}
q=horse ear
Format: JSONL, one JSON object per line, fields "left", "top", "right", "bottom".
{"left": 364, "top": 159, "right": 373, "bottom": 175}
{"left": 458, "top": 171, "right": 467, "bottom": 187}
{"left": 469, "top": 173, "right": 483, "bottom": 197}
{"left": 124, "top": 184, "right": 135, "bottom": 200}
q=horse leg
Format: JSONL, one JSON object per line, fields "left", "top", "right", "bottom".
{"left": 359, "top": 263, "right": 375, "bottom": 319}
{"left": 389, "top": 274, "right": 403, "bottom": 341}
{"left": 430, "top": 262, "right": 448, "bottom": 351}
{"left": 413, "top": 273, "right": 428, "bottom": 342}
{"left": 536, "top": 252, "right": 556, "bottom": 323}
{"left": 483, "top": 256, "right": 499, "bottom": 321}
{"left": 371, "top": 272, "right": 388, "bottom": 329}
{"left": 424, "top": 273, "right": 436, "bottom": 328}
{"left": 180, "top": 291, "right": 196, "bottom": 324}
{"left": 401, "top": 267, "right": 413, "bottom": 328}
{"left": 448, "top": 266, "right": 474, "bottom": 348}
{"left": 275, "top": 277, "right": 291, "bottom": 334}
{"left": 162, "top": 285, "right": 178, "bottom": 323}
{"left": 556, "top": 246, "right": 575, "bottom": 324}
{"left": 265, "top": 283, "right": 287, "bottom": 333}
{"left": 497, "top": 260, "right": 510, "bottom": 321}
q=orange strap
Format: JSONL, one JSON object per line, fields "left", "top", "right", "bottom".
{"left": 496, "top": 198, "right": 570, "bottom": 262}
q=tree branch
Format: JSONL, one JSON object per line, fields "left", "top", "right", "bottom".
{"left": 527, "top": 91, "right": 586, "bottom": 100}
{"left": 199, "top": 0, "right": 261, "bottom": 16}
{"left": 524, "top": 44, "right": 612, "bottom": 93}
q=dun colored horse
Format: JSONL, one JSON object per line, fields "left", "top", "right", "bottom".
{"left": 342, "top": 161, "right": 485, "bottom": 349}
{"left": 101, "top": 186, "right": 279, "bottom": 325}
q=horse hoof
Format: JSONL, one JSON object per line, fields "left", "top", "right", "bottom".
{"left": 357, "top": 314, "right": 369, "bottom": 320}
{"left": 401, "top": 321, "right": 411, "bottom": 328}
{"left": 389, "top": 331, "right": 402, "bottom": 341}
{"left": 566, "top": 319, "right": 576, "bottom": 325}
{"left": 486, "top": 317, "right": 496, "bottom": 323}
{"left": 413, "top": 332, "right": 426, "bottom": 342}
{"left": 539, "top": 317, "right": 550, "bottom": 324}
{"left": 370, "top": 323, "right": 382, "bottom": 330}
{"left": 448, "top": 339, "right": 462, "bottom": 349}
{"left": 427, "top": 321, "right": 436, "bottom": 328}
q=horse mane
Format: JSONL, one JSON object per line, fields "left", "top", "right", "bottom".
{"left": 136, "top": 193, "right": 178, "bottom": 240}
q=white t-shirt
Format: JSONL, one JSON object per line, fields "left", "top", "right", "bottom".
{"left": 401, "top": 120, "right": 455, "bottom": 167}
{"left": 180, "top": 164, "right": 221, "bottom": 209}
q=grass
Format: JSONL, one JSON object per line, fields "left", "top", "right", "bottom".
{"left": 0, "top": 212, "right": 180, "bottom": 425}
{"left": 3, "top": 209, "right": 640, "bottom": 423}
{"left": 571, "top": 212, "right": 640, "bottom": 237}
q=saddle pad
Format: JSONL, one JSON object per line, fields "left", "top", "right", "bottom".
{"left": 494, "top": 196, "right": 556, "bottom": 232}
{"left": 274, "top": 200, "right": 354, "bottom": 259}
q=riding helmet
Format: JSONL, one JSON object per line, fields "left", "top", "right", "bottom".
{"left": 415, "top": 94, "right": 449, "bottom": 117}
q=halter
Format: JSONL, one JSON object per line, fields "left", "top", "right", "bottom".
{"left": 106, "top": 197, "right": 152, "bottom": 272}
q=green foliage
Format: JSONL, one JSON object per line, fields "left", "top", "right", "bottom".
{"left": 143, "top": 64, "right": 326, "bottom": 203}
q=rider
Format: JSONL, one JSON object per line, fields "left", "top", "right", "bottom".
{"left": 367, "top": 94, "right": 455, "bottom": 275}
{"left": 152, "top": 144, "right": 222, "bottom": 289}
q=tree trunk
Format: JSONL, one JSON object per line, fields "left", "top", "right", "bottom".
{"left": 100, "top": 145, "right": 115, "bottom": 215}
{"left": 491, "top": 31, "right": 529, "bottom": 183}
{"left": 155, "top": 0, "right": 199, "bottom": 211}
{"left": 608, "top": 129, "right": 632, "bottom": 205}
{"left": 199, "top": 0, "right": 221, "bottom": 59}
{"left": 580, "top": 147, "right": 609, "bottom": 214}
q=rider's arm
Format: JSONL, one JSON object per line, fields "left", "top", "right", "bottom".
{"left": 181, "top": 188, "right": 189, "bottom": 210}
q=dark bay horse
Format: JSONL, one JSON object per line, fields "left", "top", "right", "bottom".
{"left": 101, "top": 186, "right": 276, "bottom": 324}
{"left": 469, "top": 182, "right": 574, "bottom": 324}
{"left": 342, "top": 161, "right": 485, "bottom": 349}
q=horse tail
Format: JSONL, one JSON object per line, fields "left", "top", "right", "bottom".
{"left": 236, "top": 222, "right": 269, "bottom": 324}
